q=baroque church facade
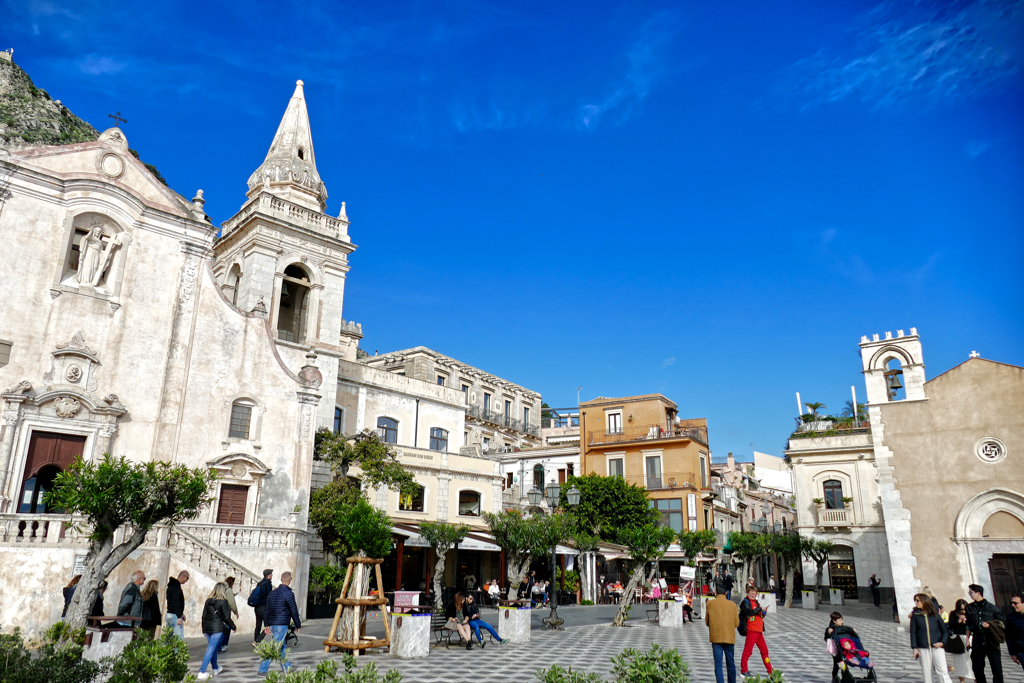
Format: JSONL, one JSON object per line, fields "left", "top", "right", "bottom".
{"left": 0, "top": 80, "right": 540, "bottom": 636}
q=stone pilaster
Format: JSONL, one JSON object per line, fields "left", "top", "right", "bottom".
{"left": 436, "top": 473, "right": 451, "bottom": 521}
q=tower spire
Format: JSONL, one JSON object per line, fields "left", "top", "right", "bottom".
{"left": 246, "top": 80, "right": 328, "bottom": 212}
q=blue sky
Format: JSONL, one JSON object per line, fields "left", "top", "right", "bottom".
{"left": 4, "top": 0, "right": 1022, "bottom": 458}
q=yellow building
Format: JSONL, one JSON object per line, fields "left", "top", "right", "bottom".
{"left": 580, "top": 394, "right": 712, "bottom": 531}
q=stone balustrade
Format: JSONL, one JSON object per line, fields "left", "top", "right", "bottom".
{"left": 0, "top": 514, "right": 87, "bottom": 546}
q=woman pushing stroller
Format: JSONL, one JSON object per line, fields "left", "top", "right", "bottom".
{"left": 826, "top": 611, "right": 876, "bottom": 682}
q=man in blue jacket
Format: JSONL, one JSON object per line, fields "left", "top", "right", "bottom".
{"left": 1008, "top": 594, "right": 1024, "bottom": 672}
{"left": 250, "top": 569, "right": 274, "bottom": 647}
{"left": 257, "top": 571, "right": 301, "bottom": 676}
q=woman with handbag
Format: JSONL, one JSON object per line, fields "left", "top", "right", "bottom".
{"left": 912, "top": 593, "right": 954, "bottom": 683}
{"left": 946, "top": 599, "right": 975, "bottom": 682}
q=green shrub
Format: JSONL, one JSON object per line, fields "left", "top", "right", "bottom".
{"left": 580, "top": 599, "right": 595, "bottom": 605}
{"left": 262, "top": 651, "right": 402, "bottom": 682}
{"left": 742, "top": 672, "right": 786, "bottom": 683}
{"left": 535, "top": 664, "right": 603, "bottom": 683}
{"left": 610, "top": 643, "right": 690, "bottom": 683}
{"left": 103, "top": 629, "right": 190, "bottom": 683}
{"left": 0, "top": 623, "right": 99, "bottom": 683}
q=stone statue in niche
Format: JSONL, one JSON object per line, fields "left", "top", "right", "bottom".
{"left": 77, "top": 224, "right": 106, "bottom": 285}
{"left": 90, "top": 231, "right": 125, "bottom": 287}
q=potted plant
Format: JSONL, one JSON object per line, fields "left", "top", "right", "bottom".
{"left": 812, "top": 498, "right": 825, "bottom": 507}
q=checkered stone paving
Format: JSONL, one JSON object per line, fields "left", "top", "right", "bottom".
{"left": 189, "top": 603, "right": 1024, "bottom": 683}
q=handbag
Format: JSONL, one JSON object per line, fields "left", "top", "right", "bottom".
{"left": 827, "top": 638, "right": 838, "bottom": 656}
{"left": 946, "top": 634, "right": 965, "bottom": 655}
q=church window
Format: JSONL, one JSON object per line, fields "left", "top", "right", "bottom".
{"left": 229, "top": 400, "right": 254, "bottom": 439}
{"left": 333, "top": 407, "right": 344, "bottom": 435}
{"left": 377, "top": 416, "right": 398, "bottom": 444}
{"left": 0, "top": 340, "right": 11, "bottom": 367}
{"left": 429, "top": 428, "right": 448, "bottom": 451}
{"left": 297, "top": 148, "right": 305, "bottom": 160}
{"left": 277, "top": 265, "right": 311, "bottom": 343}
{"left": 823, "top": 480, "right": 844, "bottom": 509}
{"left": 457, "top": 490, "right": 481, "bottom": 517}
{"left": 225, "top": 264, "right": 243, "bottom": 306}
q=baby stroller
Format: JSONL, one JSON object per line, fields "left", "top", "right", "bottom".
{"left": 832, "top": 630, "right": 876, "bottom": 682}
{"left": 285, "top": 623, "right": 299, "bottom": 649}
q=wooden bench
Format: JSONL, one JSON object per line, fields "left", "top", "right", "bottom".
{"left": 646, "top": 607, "right": 659, "bottom": 623}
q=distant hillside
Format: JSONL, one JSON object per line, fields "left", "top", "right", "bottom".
{"left": 0, "top": 55, "right": 99, "bottom": 147}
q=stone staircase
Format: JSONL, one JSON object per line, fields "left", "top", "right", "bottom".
{"left": 167, "top": 524, "right": 264, "bottom": 598}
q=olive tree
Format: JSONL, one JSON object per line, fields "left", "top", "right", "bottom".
{"left": 612, "top": 525, "right": 677, "bottom": 627}
{"left": 771, "top": 532, "right": 803, "bottom": 608}
{"left": 49, "top": 454, "right": 217, "bottom": 631}
{"left": 802, "top": 538, "right": 835, "bottom": 598}
{"left": 418, "top": 520, "right": 470, "bottom": 610}
{"left": 483, "top": 510, "right": 543, "bottom": 598}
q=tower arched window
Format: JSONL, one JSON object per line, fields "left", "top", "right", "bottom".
{"left": 823, "top": 480, "right": 844, "bottom": 509}
{"left": 377, "top": 417, "right": 398, "bottom": 444}
{"left": 225, "top": 264, "right": 243, "bottom": 306}
{"left": 884, "top": 358, "right": 905, "bottom": 401}
{"left": 277, "top": 264, "right": 311, "bottom": 343}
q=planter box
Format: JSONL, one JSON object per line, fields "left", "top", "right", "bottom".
{"left": 389, "top": 613, "right": 430, "bottom": 659}
{"left": 801, "top": 590, "right": 818, "bottom": 610}
{"left": 498, "top": 606, "right": 530, "bottom": 643}
{"left": 658, "top": 600, "right": 682, "bottom": 628}
{"left": 757, "top": 592, "right": 777, "bottom": 614}
{"left": 829, "top": 589, "right": 845, "bottom": 606}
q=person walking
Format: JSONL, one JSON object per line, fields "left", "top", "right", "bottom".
{"left": 91, "top": 580, "right": 108, "bottom": 624}
{"left": 139, "top": 579, "right": 162, "bottom": 638}
{"left": 250, "top": 568, "right": 274, "bottom": 646}
{"left": 116, "top": 570, "right": 146, "bottom": 626}
{"left": 869, "top": 574, "right": 881, "bottom": 607}
{"left": 1007, "top": 594, "right": 1024, "bottom": 673}
{"left": 740, "top": 586, "right": 773, "bottom": 677}
{"left": 706, "top": 582, "right": 740, "bottom": 683}
{"left": 165, "top": 570, "right": 189, "bottom": 640}
{"left": 219, "top": 576, "right": 239, "bottom": 651}
{"left": 461, "top": 593, "right": 507, "bottom": 649}
{"left": 196, "top": 582, "right": 236, "bottom": 681}
{"left": 257, "top": 571, "right": 301, "bottom": 676}
{"left": 723, "top": 571, "right": 735, "bottom": 600}
{"left": 62, "top": 574, "right": 82, "bottom": 618}
{"left": 768, "top": 575, "right": 776, "bottom": 594}
{"left": 912, "top": 592, "right": 954, "bottom": 683}
{"left": 946, "top": 599, "right": 975, "bottom": 682}
{"left": 966, "top": 584, "right": 1005, "bottom": 683}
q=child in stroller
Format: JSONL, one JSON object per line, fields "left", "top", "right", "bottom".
{"left": 825, "top": 612, "right": 876, "bottom": 682}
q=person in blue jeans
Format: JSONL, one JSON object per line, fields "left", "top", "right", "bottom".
{"left": 257, "top": 571, "right": 301, "bottom": 675}
{"left": 197, "top": 582, "right": 235, "bottom": 680}
{"left": 705, "top": 584, "right": 739, "bottom": 683}
{"left": 461, "top": 593, "right": 508, "bottom": 649}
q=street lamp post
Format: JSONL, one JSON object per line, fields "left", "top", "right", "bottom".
{"left": 541, "top": 483, "right": 580, "bottom": 630}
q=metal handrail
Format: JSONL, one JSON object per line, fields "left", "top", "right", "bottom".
{"left": 587, "top": 424, "right": 708, "bottom": 446}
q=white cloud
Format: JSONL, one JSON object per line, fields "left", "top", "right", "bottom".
{"left": 661, "top": 356, "right": 676, "bottom": 368}
{"left": 77, "top": 54, "right": 126, "bottom": 76}
{"left": 964, "top": 140, "right": 991, "bottom": 158}
{"left": 780, "top": 0, "right": 1022, "bottom": 109}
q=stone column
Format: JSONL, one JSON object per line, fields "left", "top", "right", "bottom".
{"left": 0, "top": 408, "right": 22, "bottom": 512}
{"left": 94, "top": 423, "right": 117, "bottom": 457}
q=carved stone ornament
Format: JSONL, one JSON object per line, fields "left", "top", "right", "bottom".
{"left": 3, "top": 381, "right": 32, "bottom": 395}
{"left": 54, "top": 397, "right": 82, "bottom": 418}
{"left": 231, "top": 464, "right": 247, "bottom": 478}
{"left": 103, "top": 394, "right": 126, "bottom": 410}
{"left": 65, "top": 364, "right": 82, "bottom": 383}
{"left": 179, "top": 256, "right": 200, "bottom": 303}
{"left": 56, "top": 331, "right": 97, "bottom": 356}
{"left": 97, "top": 152, "right": 126, "bottom": 180}
{"left": 975, "top": 437, "right": 1007, "bottom": 464}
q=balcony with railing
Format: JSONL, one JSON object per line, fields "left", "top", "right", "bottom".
{"left": 588, "top": 423, "right": 708, "bottom": 447}
{"left": 466, "top": 404, "right": 540, "bottom": 438}
{"left": 620, "top": 471, "right": 698, "bottom": 491}
{"left": 817, "top": 507, "right": 853, "bottom": 527}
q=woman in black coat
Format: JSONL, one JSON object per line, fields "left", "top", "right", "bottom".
{"left": 139, "top": 579, "right": 162, "bottom": 638}
{"left": 61, "top": 574, "right": 82, "bottom": 618}
{"left": 197, "top": 582, "right": 236, "bottom": 680}
{"left": 910, "top": 593, "right": 952, "bottom": 683}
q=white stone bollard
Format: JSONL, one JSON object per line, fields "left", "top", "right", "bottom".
{"left": 829, "top": 588, "right": 845, "bottom": 605}
{"left": 695, "top": 595, "right": 712, "bottom": 618}
{"left": 389, "top": 613, "right": 430, "bottom": 658}
{"left": 658, "top": 600, "right": 683, "bottom": 627}
{"left": 758, "top": 592, "right": 777, "bottom": 614}
{"left": 497, "top": 605, "right": 531, "bottom": 643}
{"left": 83, "top": 627, "right": 135, "bottom": 683}
{"left": 801, "top": 590, "right": 818, "bottom": 610}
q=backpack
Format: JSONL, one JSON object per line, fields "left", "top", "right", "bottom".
{"left": 247, "top": 582, "right": 264, "bottom": 608}
{"left": 737, "top": 598, "right": 748, "bottom": 636}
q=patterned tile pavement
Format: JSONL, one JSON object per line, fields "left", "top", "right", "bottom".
{"left": 188, "top": 602, "right": 1024, "bottom": 683}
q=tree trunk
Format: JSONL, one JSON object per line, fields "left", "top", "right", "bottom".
{"left": 506, "top": 556, "right": 530, "bottom": 599}
{"left": 611, "top": 564, "right": 645, "bottom": 627}
{"left": 815, "top": 561, "right": 826, "bottom": 600}
{"left": 64, "top": 526, "right": 149, "bottom": 633}
{"left": 432, "top": 546, "right": 448, "bottom": 610}
{"left": 339, "top": 551, "right": 370, "bottom": 642}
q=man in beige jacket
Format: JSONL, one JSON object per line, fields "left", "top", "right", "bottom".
{"left": 706, "top": 582, "right": 740, "bottom": 683}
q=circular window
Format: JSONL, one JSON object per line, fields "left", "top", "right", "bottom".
{"left": 975, "top": 437, "right": 1007, "bottom": 464}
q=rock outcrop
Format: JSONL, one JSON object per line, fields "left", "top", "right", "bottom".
{"left": 0, "top": 53, "right": 99, "bottom": 147}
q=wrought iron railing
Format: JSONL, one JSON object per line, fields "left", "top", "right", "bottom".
{"left": 622, "top": 471, "right": 697, "bottom": 491}
{"left": 587, "top": 424, "right": 708, "bottom": 447}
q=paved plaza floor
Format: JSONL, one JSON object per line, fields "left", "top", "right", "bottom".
{"left": 187, "top": 601, "right": 1024, "bottom": 683}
